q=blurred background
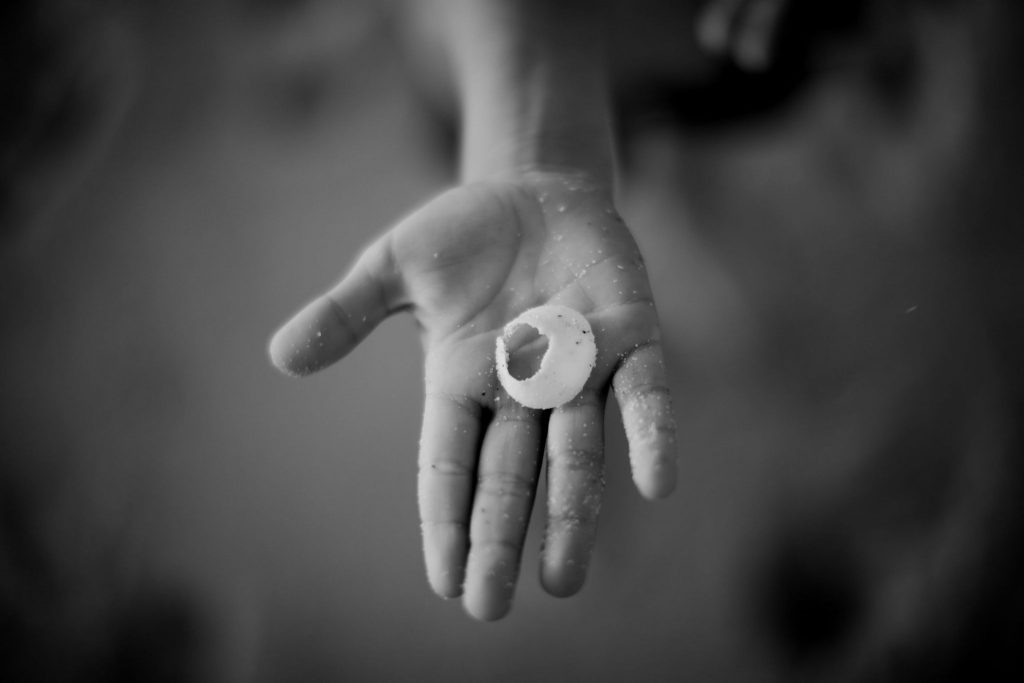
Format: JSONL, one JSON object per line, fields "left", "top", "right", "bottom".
{"left": 3, "top": 0, "right": 1023, "bottom": 681}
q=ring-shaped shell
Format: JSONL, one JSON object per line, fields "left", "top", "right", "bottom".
{"left": 495, "top": 305, "right": 597, "bottom": 409}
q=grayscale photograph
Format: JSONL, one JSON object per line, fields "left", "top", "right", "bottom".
{"left": 2, "top": 0, "right": 1023, "bottom": 680}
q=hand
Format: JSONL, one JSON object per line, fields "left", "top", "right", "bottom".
{"left": 697, "top": 0, "right": 791, "bottom": 71}
{"left": 269, "top": 170, "right": 677, "bottom": 620}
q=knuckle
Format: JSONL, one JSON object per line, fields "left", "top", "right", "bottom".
{"left": 548, "top": 446, "right": 603, "bottom": 472}
{"left": 547, "top": 509, "right": 599, "bottom": 529}
{"left": 558, "top": 390, "right": 602, "bottom": 411}
{"left": 420, "top": 456, "right": 475, "bottom": 479}
{"left": 471, "top": 536, "right": 521, "bottom": 557}
{"left": 320, "top": 295, "right": 361, "bottom": 347}
{"left": 491, "top": 404, "right": 543, "bottom": 425}
{"left": 426, "top": 391, "right": 486, "bottom": 420}
{"left": 476, "top": 470, "right": 535, "bottom": 500}
{"left": 618, "top": 383, "right": 673, "bottom": 416}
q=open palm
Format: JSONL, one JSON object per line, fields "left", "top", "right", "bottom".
{"left": 270, "top": 171, "right": 676, "bottom": 620}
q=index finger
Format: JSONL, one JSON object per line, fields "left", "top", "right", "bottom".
{"left": 612, "top": 340, "right": 678, "bottom": 499}
{"left": 268, "top": 234, "right": 403, "bottom": 376}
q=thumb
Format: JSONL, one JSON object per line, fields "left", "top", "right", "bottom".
{"left": 269, "top": 234, "right": 402, "bottom": 377}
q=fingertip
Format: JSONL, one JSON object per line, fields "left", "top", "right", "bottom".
{"left": 267, "top": 298, "right": 343, "bottom": 377}
{"left": 267, "top": 326, "right": 307, "bottom": 378}
{"left": 540, "top": 523, "right": 593, "bottom": 598}
{"left": 540, "top": 562, "right": 586, "bottom": 598}
{"left": 427, "top": 572, "right": 464, "bottom": 600}
{"left": 422, "top": 525, "right": 468, "bottom": 600}
{"left": 462, "top": 587, "right": 513, "bottom": 622}
{"left": 462, "top": 547, "right": 518, "bottom": 621}
{"left": 633, "top": 456, "right": 678, "bottom": 500}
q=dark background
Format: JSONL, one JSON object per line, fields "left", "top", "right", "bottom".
{"left": 3, "top": 1, "right": 1023, "bottom": 680}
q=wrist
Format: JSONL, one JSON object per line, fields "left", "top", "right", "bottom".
{"left": 443, "top": 0, "right": 615, "bottom": 184}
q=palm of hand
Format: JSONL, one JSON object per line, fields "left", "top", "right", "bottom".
{"left": 393, "top": 174, "right": 657, "bottom": 386}
{"left": 270, "top": 172, "right": 676, "bottom": 620}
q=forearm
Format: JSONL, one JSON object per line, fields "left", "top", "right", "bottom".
{"left": 440, "top": 0, "right": 614, "bottom": 184}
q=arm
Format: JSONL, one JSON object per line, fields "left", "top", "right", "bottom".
{"left": 441, "top": 0, "right": 614, "bottom": 183}
{"left": 269, "top": 0, "right": 677, "bottom": 621}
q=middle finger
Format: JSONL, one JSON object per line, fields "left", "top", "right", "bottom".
{"left": 540, "top": 388, "right": 606, "bottom": 597}
{"left": 462, "top": 399, "right": 546, "bottom": 621}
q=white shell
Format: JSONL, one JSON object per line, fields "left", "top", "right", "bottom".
{"left": 495, "top": 305, "right": 597, "bottom": 409}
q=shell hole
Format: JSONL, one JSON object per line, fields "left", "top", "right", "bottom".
{"left": 504, "top": 323, "right": 550, "bottom": 381}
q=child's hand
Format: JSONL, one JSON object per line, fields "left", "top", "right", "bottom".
{"left": 269, "top": 171, "right": 677, "bottom": 620}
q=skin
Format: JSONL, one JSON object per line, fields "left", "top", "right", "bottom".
{"left": 3, "top": 0, "right": 1021, "bottom": 676}
{"left": 269, "top": 171, "right": 676, "bottom": 620}
{"left": 269, "top": 0, "right": 679, "bottom": 621}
